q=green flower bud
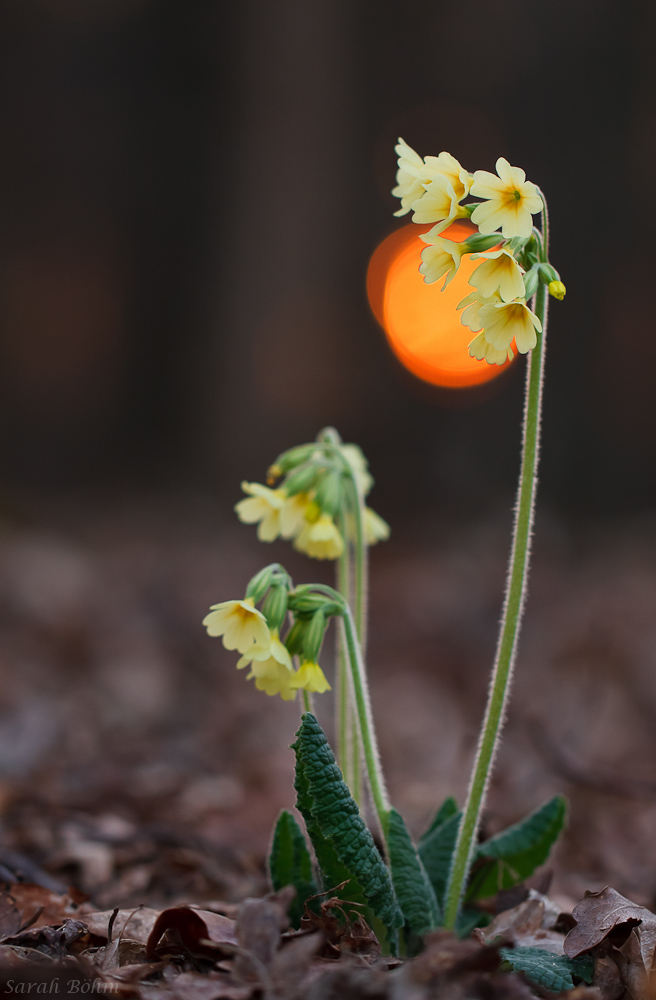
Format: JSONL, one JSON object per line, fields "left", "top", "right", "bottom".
{"left": 272, "top": 444, "right": 316, "bottom": 474}
{"left": 303, "top": 611, "right": 327, "bottom": 663}
{"left": 464, "top": 233, "right": 503, "bottom": 253}
{"left": 548, "top": 280, "right": 566, "bottom": 300}
{"left": 245, "top": 564, "right": 276, "bottom": 603}
{"left": 313, "top": 469, "right": 343, "bottom": 517}
{"left": 284, "top": 462, "right": 323, "bottom": 497}
{"left": 523, "top": 265, "right": 540, "bottom": 299}
{"left": 284, "top": 616, "right": 312, "bottom": 656}
{"left": 261, "top": 582, "right": 288, "bottom": 631}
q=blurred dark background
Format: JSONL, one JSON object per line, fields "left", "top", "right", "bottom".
{"left": 0, "top": 0, "right": 655, "bottom": 910}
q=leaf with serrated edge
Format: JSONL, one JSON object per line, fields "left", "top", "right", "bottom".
{"left": 468, "top": 796, "right": 567, "bottom": 900}
{"left": 291, "top": 713, "right": 402, "bottom": 936}
{"left": 387, "top": 808, "right": 440, "bottom": 935}
{"left": 500, "top": 946, "right": 593, "bottom": 993}
{"left": 269, "top": 810, "right": 318, "bottom": 928}
{"left": 418, "top": 810, "right": 461, "bottom": 907}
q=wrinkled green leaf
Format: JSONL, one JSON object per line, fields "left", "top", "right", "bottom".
{"left": 268, "top": 810, "right": 318, "bottom": 928}
{"left": 292, "top": 713, "right": 402, "bottom": 939}
{"left": 420, "top": 796, "right": 458, "bottom": 843}
{"left": 468, "top": 796, "right": 567, "bottom": 901}
{"left": 418, "top": 809, "right": 461, "bottom": 907}
{"left": 387, "top": 808, "right": 440, "bottom": 936}
{"left": 499, "top": 946, "right": 593, "bottom": 993}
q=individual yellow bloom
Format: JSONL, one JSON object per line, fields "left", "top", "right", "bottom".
{"left": 238, "top": 630, "right": 296, "bottom": 700}
{"left": 290, "top": 660, "right": 331, "bottom": 694}
{"left": 419, "top": 235, "right": 466, "bottom": 290}
{"left": 294, "top": 514, "right": 344, "bottom": 560}
{"left": 410, "top": 173, "right": 469, "bottom": 229}
{"left": 423, "top": 150, "right": 472, "bottom": 201}
{"left": 468, "top": 331, "right": 514, "bottom": 367}
{"left": 478, "top": 299, "right": 542, "bottom": 355}
{"left": 235, "top": 482, "right": 286, "bottom": 542}
{"left": 392, "top": 138, "right": 443, "bottom": 216}
{"left": 236, "top": 628, "right": 292, "bottom": 669}
{"left": 203, "top": 598, "right": 270, "bottom": 653}
{"left": 457, "top": 290, "right": 501, "bottom": 333}
{"left": 548, "top": 280, "right": 566, "bottom": 300}
{"left": 469, "top": 249, "right": 525, "bottom": 303}
{"left": 470, "top": 158, "right": 542, "bottom": 239}
{"left": 280, "top": 491, "right": 312, "bottom": 539}
{"left": 250, "top": 659, "right": 297, "bottom": 700}
{"left": 364, "top": 507, "right": 390, "bottom": 545}
{"left": 340, "top": 444, "right": 373, "bottom": 497}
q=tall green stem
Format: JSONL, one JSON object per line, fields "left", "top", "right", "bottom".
{"left": 443, "top": 239, "right": 550, "bottom": 928}
{"left": 342, "top": 607, "right": 390, "bottom": 840}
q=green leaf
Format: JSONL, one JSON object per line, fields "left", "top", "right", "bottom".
{"left": 468, "top": 796, "right": 567, "bottom": 901}
{"left": 387, "top": 808, "right": 440, "bottom": 935}
{"left": 268, "top": 810, "right": 318, "bottom": 928}
{"left": 420, "top": 796, "right": 458, "bottom": 843}
{"left": 292, "top": 713, "right": 403, "bottom": 939}
{"left": 499, "top": 947, "right": 593, "bottom": 993}
{"left": 418, "top": 809, "right": 462, "bottom": 907}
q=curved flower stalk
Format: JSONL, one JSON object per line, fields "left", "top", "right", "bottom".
{"left": 393, "top": 140, "right": 564, "bottom": 927}
{"left": 230, "top": 430, "right": 390, "bottom": 801}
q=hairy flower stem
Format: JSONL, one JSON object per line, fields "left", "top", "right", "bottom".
{"left": 336, "top": 533, "right": 362, "bottom": 805}
{"left": 443, "top": 219, "right": 550, "bottom": 929}
{"left": 342, "top": 607, "right": 390, "bottom": 841}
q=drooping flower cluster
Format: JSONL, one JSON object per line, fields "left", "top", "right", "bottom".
{"left": 203, "top": 565, "right": 337, "bottom": 700}
{"left": 234, "top": 437, "right": 389, "bottom": 560}
{"left": 392, "top": 140, "right": 565, "bottom": 365}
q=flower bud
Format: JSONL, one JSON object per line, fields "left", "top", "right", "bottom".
{"left": 284, "top": 463, "right": 322, "bottom": 497}
{"left": 245, "top": 564, "right": 276, "bottom": 603}
{"left": 523, "top": 265, "right": 540, "bottom": 299}
{"left": 272, "top": 444, "right": 316, "bottom": 474}
{"left": 537, "top": 262, "right": 559, "bottom": 285}
{"left": 548, "top": 280, "right": 566, "bottom": 300}
{"left": 261, "top": 582, "right": 288, "bottom": 631}
{"left": 313, "top": 469, "right": 343, "bottom": 517}
{"left": 303, "top": 611, "right": 327, "bottom": 663}
{"left": 284, "top": 616, "right": 311, "bottom": 656}
{"left": 464, "top": 233, "right": 503, "bottom": 253}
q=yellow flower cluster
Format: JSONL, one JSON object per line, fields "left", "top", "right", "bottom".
{"left": 234, "top": 441, "right": 389, "bottom": 560}
{"left": 393, "top": 141, "right": 564, "bottom": 366}
{"left": 202, "top": 598, "right": 331, "bottom": 700}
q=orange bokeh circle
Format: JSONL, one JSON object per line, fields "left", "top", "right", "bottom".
{"left": 367, "top": 221, "right": 513, "bottom": 388}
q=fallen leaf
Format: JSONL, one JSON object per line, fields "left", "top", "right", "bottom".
{"left": 233, "top": 889, "right": 294, "bottom": 982}
{"left": 2, "top": 918, "right": 90, "bottom": 959}
{"left": 146, "top": 905, "right": 237, "bottom": 961}
{"left": 565, "top": 886, "right": 656, "bottom": 960}
{"left": 8, "top": 884, "right": 91, "bottom": 931}
{"left": 476, "top": 895, "right": 566, "bottom": 955}
{"left": 84, "top": 907, "right": 166, "bottom": 945}
{"left": 0, "top": 891, "right": 21, "bottom": 939}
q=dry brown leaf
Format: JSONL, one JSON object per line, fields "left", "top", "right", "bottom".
{"left": 0, "top": 891, "right": 21, "bottom": 939}
{"left": 475, "top": 896, "right": 566, "bottom": 955}
{"left": 232, "top": 888, "right": 294, "bottom": 982}
{"left": 146, "top": 905, "right": 238, "bottom": 961}
{"left": 84, "top": 907, "right": 167, "bottom": 945}
{"left": 7, "top": 883, "right": 91, "bottom": 931}
{"left": 565, "top": 887, "right": 656, "bottom": 960}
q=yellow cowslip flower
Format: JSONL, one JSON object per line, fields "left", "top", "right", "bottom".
{"left": 469, "top": 249, "right": 525, "bottom": 303}
{"left": 340, "top": 444, "right": 373, "bottom": 497}
{"left": 470, "top": 158, "right": 542, "bottom": 239}
{"left": 419, "top": 235, "right": 466, "bottom": 290}
{"left": 294, "top": 514, "right": 344, "bottom": 560}
{"left": 364, "top": 507, "right": 390, "bottom": 545}
{"left": 237, "top": 629, "right": 297, "bottom": 700}
{"left": 457, "top": 290, "right": 501, "bottom": 333}
{"left": 468, "top": 331, "right": 514, "bottom": 367}
{"left": 424, "top": 150, "right": 472, "bottom": 201}
{"left": 478, "top": 299, "right": 542, "bottom": 355}
{"left": 290, "top": 660, "right": 331, "bottom": 694}
{"left": 392, "top": 138, "right": 442, "bottom": 216}
{"left": 235, "top": 482, "right": 286, "bottom": 542}
{"left": 280, "top": 491, "right": 312, "bottom": 539}
{"left": 203, "top": 598, "right": 270, "bottom": 653}
{"left": 410, "top": 173, "right": 469, "bottom": 229}
{"left": 548, "top": 280, "right": 566, "bottom": 300}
